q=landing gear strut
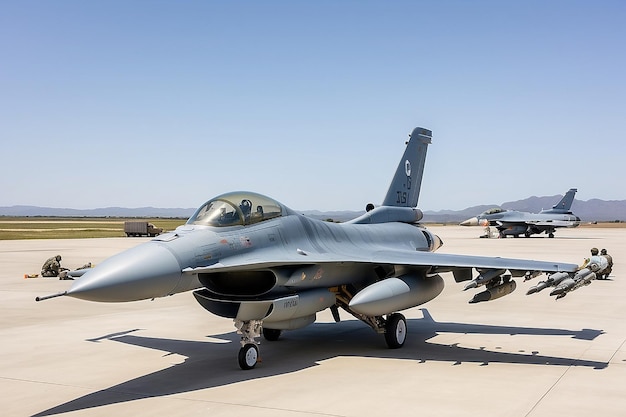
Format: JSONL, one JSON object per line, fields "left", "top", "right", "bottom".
{"left": 334, "top": 286, "right": 409, "bottom": 349}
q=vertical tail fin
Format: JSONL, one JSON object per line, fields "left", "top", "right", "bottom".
{"left": 553, "top": 188, "right": 577, "bottom": 211}
{"left": 543, "top": 188, "right": 577, "bottom": 213}
{"left": 382, "top": 127, "right": 432, "bottom": 208}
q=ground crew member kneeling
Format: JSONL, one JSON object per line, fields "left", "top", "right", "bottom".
{"left": 41, "top": 255, "right": 65, "bottom": 278}
{"left": 600, "top": 249, "right": 613, "bottom": 279}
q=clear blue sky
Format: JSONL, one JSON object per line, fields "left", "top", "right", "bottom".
{"left": 2, "top": 1, "right": 625, "bottom": 212}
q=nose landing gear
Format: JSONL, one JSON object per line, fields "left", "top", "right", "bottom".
{"left": 235, "top": 319, "right": 262, "bottom": 370}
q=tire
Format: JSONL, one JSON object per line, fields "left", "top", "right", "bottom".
{"left": 263, "top": 328, "right": 282, "bottom": 341}
{"left": 384, "top": 313, "right": 407, "bottom": 349}
{"left": 238, "top": 344, "right": 258, "bottom": 370}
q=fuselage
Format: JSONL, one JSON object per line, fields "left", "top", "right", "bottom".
{"left": 66, "top": 205, "right": 442, "bottom": 303}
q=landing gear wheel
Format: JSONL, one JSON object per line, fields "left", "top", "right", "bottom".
{"left": 238, "top": 343, "right": 259, "bottom": 370}
{"left": 385, "top": 313, "right": 407, "bottom": 349}
{"left": 549, "top": 233, "right": 554, "bottom": 238}
{"left": 262, "top": 327, "right": 282, "bottom": 341}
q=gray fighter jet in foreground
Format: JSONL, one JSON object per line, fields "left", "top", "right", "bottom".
{"left": 460, "top": 188, "right": 581, "bottom": 238}
{"left": 38, "top": 127, "right": 580, "bottom": 370}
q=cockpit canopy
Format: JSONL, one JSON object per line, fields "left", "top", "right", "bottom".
{"left": 187, "top": 191, "right": 285, "bottom": 227}
{"left": 482, "top": 207, "right": 505, "bottom": 215}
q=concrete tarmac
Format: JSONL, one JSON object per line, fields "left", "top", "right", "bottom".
{"left": 1, "top": 226, "right": 624, "bottom": 417}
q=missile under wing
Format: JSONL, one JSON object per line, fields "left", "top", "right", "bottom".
{"left": 38, "top": 127, "right": 580, "bottom": 370}
{"left": 460, "top": 188, "right": 581, "bottom": 238}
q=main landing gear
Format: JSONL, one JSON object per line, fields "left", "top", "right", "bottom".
{"left": 233, "top": 312, "right": 407, "bottom": 370}
{"left": 334, "top": 286, "right": 408, "bottom": 349}
{"left": 384, "top": 313, "right": 407, "bottom": 349}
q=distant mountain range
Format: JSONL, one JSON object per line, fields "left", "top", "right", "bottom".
{"left": 0, "top": 206, "right": 196, "bottom": 218}
{"left": 422, "top": 195, "right": 625, "bottom": 223}
{"left": 0, "top": 194, "right": 624, "bottom": 223}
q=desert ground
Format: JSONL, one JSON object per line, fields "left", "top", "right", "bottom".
{"left": 1, "top": 225, "right": 624, "bottom": 417}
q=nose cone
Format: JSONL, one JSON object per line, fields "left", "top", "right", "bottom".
{"left": 67, "top": 243, "right": 182, "bottom": 302}
{"left": 460, "top": 217, "right": 479, "bottom": 226}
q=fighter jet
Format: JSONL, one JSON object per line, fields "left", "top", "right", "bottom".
{"left": 37, "top": 127, "right": 580, "bottom": 370}
{"left": 460, "top": 188, "right": 581, "bottom": 238}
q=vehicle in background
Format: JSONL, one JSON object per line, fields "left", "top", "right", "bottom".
{"left": 124, "top": 221, "right": 163, "bottom": 237}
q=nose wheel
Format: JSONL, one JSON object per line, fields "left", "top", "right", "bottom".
{"left": 238, "top": 343, "right": 259, "bottom": 370}
{"left": 235, "top": 319, "right": 262, "bottom": 370}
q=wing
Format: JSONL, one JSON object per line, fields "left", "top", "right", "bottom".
{"left": 183, "top": 248, "right": 578, "bottom": 279}
{"left": 526, "top": 220, "right": 575, "bottom": 227}
{"left": 496, "top": 220, "right": 529, "bottom": 227}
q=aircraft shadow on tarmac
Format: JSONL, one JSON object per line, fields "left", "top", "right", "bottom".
{"left": 32, "top": 308, "right": 607, "bottom": 416}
